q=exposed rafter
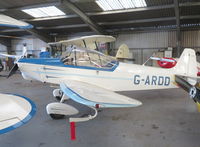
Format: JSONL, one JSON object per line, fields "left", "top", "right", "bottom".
{"left": 1, "top": 15, "right": 200, "bottom": 34}
{"left": 36, "top": 24, "right": 88, "bottom": 30}
{"left": 17, "top": 1, "right": 200, "bottom": 23}
{"left": 61, "top": 0, "right": 104, "bottom": 34}
{"left": 24, "top": 28, "right": 52, "bottom": 43}
{"left": 98, "top": 17, "right": 176, "bottom": 25}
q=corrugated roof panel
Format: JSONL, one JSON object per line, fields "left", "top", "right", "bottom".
{"left": 91, "top": 8, "right": 175, "bottom": 22}
{"left": 145, "top": 0, "right": 173, "bottom": 6}
{"left": 180, "top": 5, "right": 200, "bottom": 16}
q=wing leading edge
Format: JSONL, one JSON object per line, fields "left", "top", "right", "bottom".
{"left": 60, "top": 81, "right": 142, "bottom": 108}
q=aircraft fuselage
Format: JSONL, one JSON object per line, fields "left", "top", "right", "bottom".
{"left": 17, "top": 58, "right": 177, "bottom": 91}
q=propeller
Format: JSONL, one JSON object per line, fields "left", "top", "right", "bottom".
{"left": 175, "top": 75, "right": 200, "bottom": 103}
{"left": 6, "top": 44, "right": 27, "bottom": 78}
{"left": 7, "top": 63, "right": 18, "bottom": 78}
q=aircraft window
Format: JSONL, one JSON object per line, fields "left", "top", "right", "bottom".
{"left": 61, "top": 46, "right": 118, "bottom": 69}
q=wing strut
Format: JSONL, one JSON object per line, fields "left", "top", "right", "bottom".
{"left": 69, "top": 106, "right": 98, "bottom": 141}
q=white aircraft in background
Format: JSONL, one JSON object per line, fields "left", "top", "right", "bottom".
{"left": 1, "top": 35, "right": 200, "bottom": 140}
{"left": 0, "top": 14, "right": 36, "bottom": 134}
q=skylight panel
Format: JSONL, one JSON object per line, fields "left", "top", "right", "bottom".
{"left": 96, "top": 0, "right": 147, "bottom": 11}
{"left": 133, "top": 0, "right": 147, "bottom": 7}
{"left": 118, "top": 0, "right": 135, "bottom": 9}
{"left": 22, "top": 6, "right": 65, "bottom": 18}
{"left": 96, "top": 0, "right": 112, "bottom": 11}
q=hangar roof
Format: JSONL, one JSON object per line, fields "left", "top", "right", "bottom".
{"left": 0, "top": 0, "right": 199, "bottom": 42}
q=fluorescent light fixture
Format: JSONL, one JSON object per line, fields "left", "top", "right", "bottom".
{"left": 22, "top": 6, "right": 65, "bottom": 18}
{"left": 96, "top": 0, "right": 147, "bottom": 11}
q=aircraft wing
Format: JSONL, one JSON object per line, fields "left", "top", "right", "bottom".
{"left": 0, "top": 14, "right": 33, "bottom": 29}
{"left": 49, "top": 35, "right": 116, "bottom": 49}
{"left": 60, "top": 80, "right": 142, "bottom": 108}
{"left": 0, "top": 93, "right": 36, "bottom": 134}
{"left": 0, "top": 53, "right": 20, "bottom": 59}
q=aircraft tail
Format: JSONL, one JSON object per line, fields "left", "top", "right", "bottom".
{"left": 116, "top": 44, "right": 129, "bottom": 59}
{"left": 174, "top": 48, "right": 198, "bottom": 84}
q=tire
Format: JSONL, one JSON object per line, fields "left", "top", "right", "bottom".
{"left": 55, "top": 96, "right": 62, "bottom": 101}
{"left": 55, "top": 90, "right": 63, "bottom": 101}
{"left": 49, "top": 114, "right": 65, "bottom": 119}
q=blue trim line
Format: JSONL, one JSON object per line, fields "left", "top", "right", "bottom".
{"left": 60, "top": 83, "right": 136, "bottom": 108}
{"left": 0, "top": 24, "right": 33, "bottom": 29}
{"left": 18, "top": 58, "right": 119, "bottom": 72}
{"left": 0, "top": 93, "right": 36, "bottom": 134}
{"left": 34, "top": 70, "right": 132, "bottom": 81}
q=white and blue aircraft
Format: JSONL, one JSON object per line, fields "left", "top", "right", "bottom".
{"left": 0, "top": 14, "right": 36, "bottom": 134}
{"left": 2, "top": 35, "right": 200, "bottom": 140}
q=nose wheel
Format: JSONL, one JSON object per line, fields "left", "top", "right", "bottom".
{"left": 53, "top": 89, "right": 63, "bottom": 101}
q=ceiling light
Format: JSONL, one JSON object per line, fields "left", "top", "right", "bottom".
{"left": 96, "top": 0, "right": 147, "bottom": 11}
{"left": 22, "top": 6, "right": 65, "bottom": 18}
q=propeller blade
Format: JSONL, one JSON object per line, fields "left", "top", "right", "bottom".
{"left": 175, "top": 75, "right": 192, "bottom": 92}
{"left": 175, "top": 75, "right": 200, "bottom": 103}
{"left": 7, "top": 63, "right": 18, "bottom": 78}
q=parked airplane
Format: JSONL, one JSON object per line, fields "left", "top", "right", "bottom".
{"left": 2, "top": 34, "right": 200, "bottom": 140}
{"left": 0, "top": 14, "right": 36, "bottom": 134}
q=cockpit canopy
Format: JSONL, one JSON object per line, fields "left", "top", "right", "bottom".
{"left": 61, "top": 45, "right": 118, "bottom": 69}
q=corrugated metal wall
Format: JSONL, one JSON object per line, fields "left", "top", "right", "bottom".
{"left": 115, "top": 30, "right": 200, "bottom": 64}
{"left": 115, "top": 31, "right": 177, "bottom": 49}
{"left": 115, "top": 30, "right": 200, "bottom": 49}
{"left": 11, "top": 38, "right": 47, "bottom": 56}
{"left": 181, "top": 30, "right": 200, "bottom": 48}
{"left": 0, "top": 30, "right": 199, "bottom": 61}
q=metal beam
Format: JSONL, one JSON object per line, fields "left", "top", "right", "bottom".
{"left": 23, "top": 15, "right": 78, "bottom": 22}
{"left": 18, "top": 2, "right": 200, "bottom": 23}
{"left": 179, "top": 2, "right": 200, "bottom": 7}
{"left": 61, "top": 0, "right": 104, "bottom": 34}
{"left": 36, "top": 24, "right": 88, "bottom": 30}
{"left": 180, "top": 15, "right": 200, "bottom": 19}
{"left": 1, "top": 15, "right": 200, "bottom": 33}
{"left": 0, "top": 27, "right": 52, "bottom": 43}
{"left": 24, "top": 28, "right": 52, "bottom": 43}
{"left": 174, "top": 0, "right": 181, "bottom": 57}
{"left": 98, "top": 17, "right": 176, "bottom": 25}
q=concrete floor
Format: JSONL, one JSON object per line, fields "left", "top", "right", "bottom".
{"left": 0, "top": 73, "right": 200, "bottom": 147}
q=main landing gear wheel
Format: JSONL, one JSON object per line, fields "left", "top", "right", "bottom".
{"left": 50, "top": 114, "right": 65, "bottom": 119}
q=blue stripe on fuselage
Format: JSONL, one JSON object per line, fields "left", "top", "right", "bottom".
{"left": 18, "top": 58, "right": 118, "bottom": 72}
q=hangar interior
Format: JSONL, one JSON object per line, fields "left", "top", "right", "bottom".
{"left": 0, "top": 0, "right": 200, "bottom": 63}
{"left": 0, "top": 0, "right": 200, "bottom": 147}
